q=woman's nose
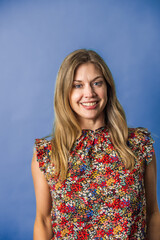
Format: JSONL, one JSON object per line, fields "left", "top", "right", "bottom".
{"left": 84, "top": 85, "right": 96, "bottom": 97}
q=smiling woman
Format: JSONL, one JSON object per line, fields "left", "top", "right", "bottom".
{"left": 32, "top": 49, "right": 160, "bottom": 239}
{"left": 69, "top": 63, "right": 108, "bottom": 130}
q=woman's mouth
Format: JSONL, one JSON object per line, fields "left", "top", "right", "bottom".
{"left": 80, "top": 101, "right": 98, "bottom": 109}
{"left": 81, "top": 102, "right": 97, "bottom": 106}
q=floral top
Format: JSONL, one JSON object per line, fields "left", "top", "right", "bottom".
{"left": 34, "top": 127, "right": 154, "bottom": 240}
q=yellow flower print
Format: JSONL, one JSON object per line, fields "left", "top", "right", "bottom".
{"left": 106, "top": 177, "right": 115, "bottom": 186}
{"left": 61, "top": 228, "right": 69, "bottom": 237}
{"left": 113, "top": 225, "right": 122, "bottom": 234}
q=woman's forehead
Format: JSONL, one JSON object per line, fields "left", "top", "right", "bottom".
{"left": 74, "top": 62, "right": 103, "bottom": 80}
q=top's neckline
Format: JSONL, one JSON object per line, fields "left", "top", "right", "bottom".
{"left": 82, "top": 125, "right": 108, "bottom": 134}
{"left": 73, "top": 125, "right": 109, "bottom": 146}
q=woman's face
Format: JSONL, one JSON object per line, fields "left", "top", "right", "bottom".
{"left": 69, "top": 62, "right": 107, "bottom": 129}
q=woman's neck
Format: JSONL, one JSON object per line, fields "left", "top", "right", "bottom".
{"left": 79, "top": 119, "right": 106, "bottom": 131}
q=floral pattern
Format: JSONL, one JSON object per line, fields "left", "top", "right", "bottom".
{"left": 34, "top": 127, "right": 154, "bottom": 239}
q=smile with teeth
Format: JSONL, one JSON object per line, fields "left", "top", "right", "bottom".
{"left": 81, "top": 102, "right": 97, "bottom": 106}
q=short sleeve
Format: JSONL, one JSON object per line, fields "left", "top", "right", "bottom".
{"left": 34, "top": 138, "right": 54, "bottom": 182}
{"left": 135, "top": 127, "right": 155, "bottom": 165}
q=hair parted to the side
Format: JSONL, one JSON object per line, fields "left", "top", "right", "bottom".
{"left": 51, "top": 49, "right": 136, "bottom": 181}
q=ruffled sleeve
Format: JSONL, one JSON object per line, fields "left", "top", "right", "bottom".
{"left": 129, "top": 127, "right": 155, "bottom": 165}
{"left": 34, "top": 138, "right": 54, "bottom": 182}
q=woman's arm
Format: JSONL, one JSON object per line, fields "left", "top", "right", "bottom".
{"left": 145, "top": 151, "right": 160, "bottom": 240}
{"left": 31, "top": 151, "right": 53, "bottom": 240}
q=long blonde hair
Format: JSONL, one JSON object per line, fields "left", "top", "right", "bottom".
{"left": 51, "top": 49, "right": 135, "bottom": 181}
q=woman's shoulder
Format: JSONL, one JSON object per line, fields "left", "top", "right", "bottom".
{"left": 35, "top": 137, "right": 52, "bottom": 157}
{"left": 35, "top": 137, "right": 52, "bottom": 150}
{"left": 128, "top": 127, "right": 154, "bottom": 142}
{"left": 33, "top": 136, "right": 54, "bottom": 179}
{"left": 128, "top": 127, "right": 155, "bottom": 165}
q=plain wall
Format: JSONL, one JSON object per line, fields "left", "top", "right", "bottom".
{"left": 0, "top": 0, "right": 160, "bottom": 239}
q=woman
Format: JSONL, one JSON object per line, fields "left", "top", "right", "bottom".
{"left": 32, "top": 49, "right": 160, "bottom": 239}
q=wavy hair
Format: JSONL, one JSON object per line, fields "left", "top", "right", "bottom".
{"left": 51, "top": 49, "right": 136, "bottom": 181}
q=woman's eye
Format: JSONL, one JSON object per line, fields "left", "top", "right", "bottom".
{"left": 73, "top": 84, "right": 82, "bottom": 89}
{"left": 93, "top": 81, "right": 102, "bottom": 86}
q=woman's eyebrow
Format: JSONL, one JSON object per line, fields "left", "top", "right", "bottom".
{"left": 92, "top": 76, "right": 104, "bottom": 81}
{"left": 74, "top": 76, "right": 103, "bottom": 82}
{"left": 73, "top": 80, "right": 83, "bottom": 82}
